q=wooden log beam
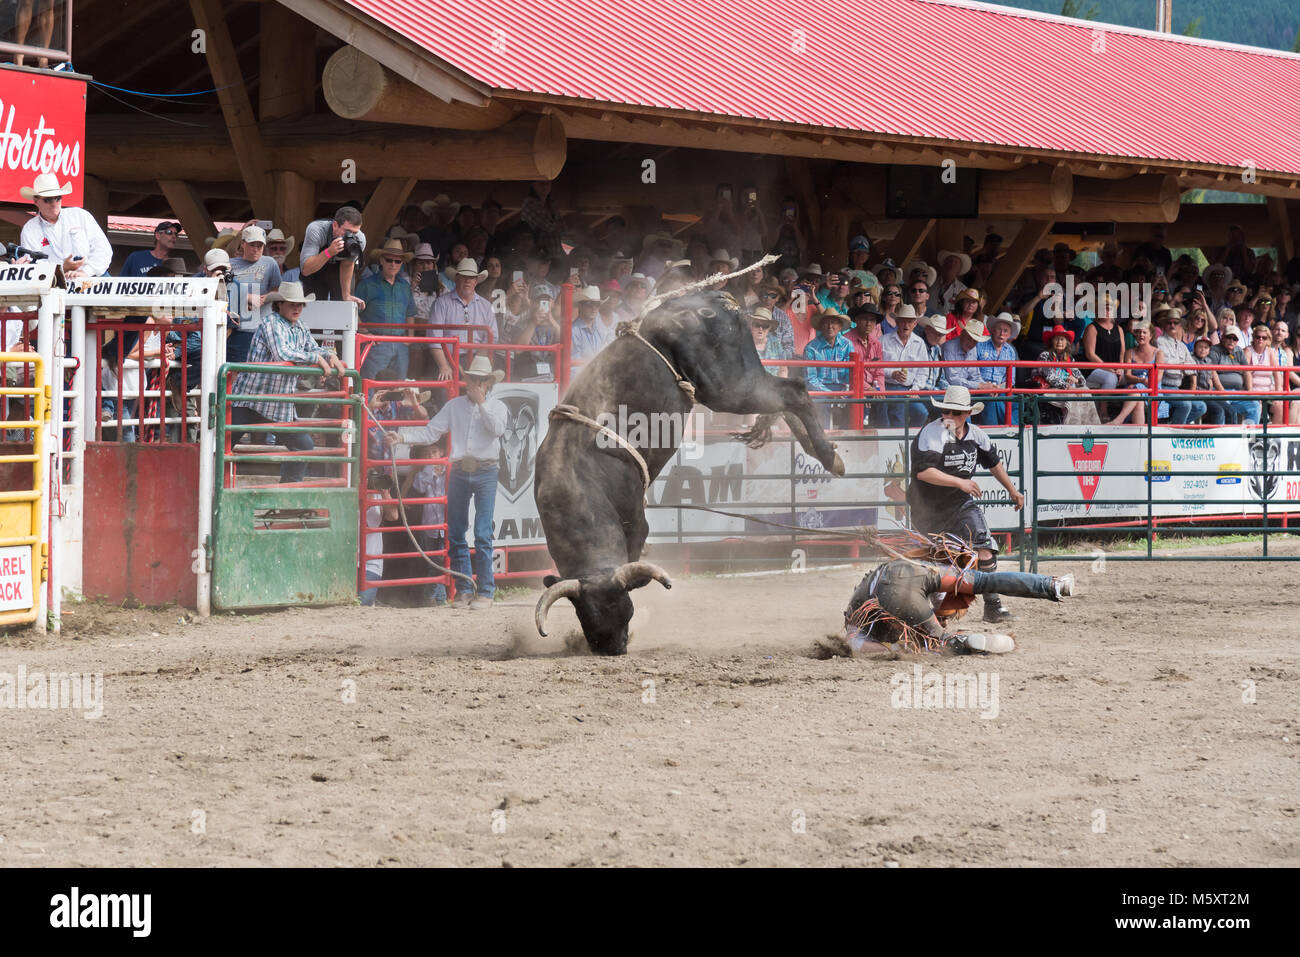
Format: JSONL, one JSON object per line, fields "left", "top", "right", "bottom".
{"left": 260, "top": 2, "right": 317, "bottom": 122}
{"left": 82, "top": 175, "right": 109, "bottom": 224}
{"left": 1267, "top": 198, "right": 1295, "bottom": 264}
{"left": 158, "top": 180, "right": 217, "bottom": 252}
{"left": 1114, "top": 203, "right": 1272, "bottom": 247}
{"left": 86, "top": 114, "right": 567, "bottom": 182}
{"left": 886, "top": 218, "right": 935, "bottom": 267}
{"left": 272, "top": 171, "right": 317, "bottom": 267}
{"left": 322, "top": 47, "right": 516, "bottom": 130}
{"left": 1064, "top": 173, "right": 1180, "bottom": 223}
{"left": 985, "top": 219, "right": 1054, "bottom": 312}
{"left": 189, "top": 0, "right": 275, "bottom": 216}
{"left": 979, "top": 164, "right": 1073, "bottom": 216}
{"left": 362, "top": 177, "right": 419, "bottom": 245}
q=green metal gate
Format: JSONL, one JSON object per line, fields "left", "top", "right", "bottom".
{"left": 210, "top": 363, "right": 362, "bottom": 610}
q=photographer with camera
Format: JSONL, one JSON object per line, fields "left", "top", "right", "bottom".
{"left": 300, "top": 206, "right": 367, "bottom": 306}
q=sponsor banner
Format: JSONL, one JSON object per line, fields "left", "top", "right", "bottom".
{"left": 0, "top": 70, "right": 85, "bottom": 206}
{"left": 0, "top": 545, "right": 33, "bottom": 611}
{"left": 483, "top": 383, "right": 558, "bottom": 546}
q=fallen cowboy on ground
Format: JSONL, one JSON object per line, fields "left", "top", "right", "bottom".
{"left": 843, "top": 532, "right": 1075, "bottom": 656}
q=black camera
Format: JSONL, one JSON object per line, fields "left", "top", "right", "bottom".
{"left": 341, "top": 232, "right": 364, "bottom": 263}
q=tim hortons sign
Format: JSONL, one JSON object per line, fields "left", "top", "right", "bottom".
{"left": 0, "top": 69, "right": 86, "bottom": 206}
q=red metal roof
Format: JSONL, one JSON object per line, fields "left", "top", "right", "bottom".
{"left": 344, "top": 0, "right": 1300, "bottom": 176}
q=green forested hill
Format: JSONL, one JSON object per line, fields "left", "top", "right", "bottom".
{"left": 1002, "top": 0, "right": 1300, "bottom": 52}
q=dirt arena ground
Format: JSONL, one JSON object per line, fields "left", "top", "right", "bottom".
{"left": 1, "top": 543, "right": 1297, "bottom": 867}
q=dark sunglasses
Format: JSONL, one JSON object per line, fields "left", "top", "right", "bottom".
{"left": 911, "top": 287, "right": 928, "bottom": 294}
{"left": 884, "top": 290, "right": 901, "bottom": 297}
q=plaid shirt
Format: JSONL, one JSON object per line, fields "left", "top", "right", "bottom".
{"left": 230, "top": 315, "right": 332, "bottom": 422}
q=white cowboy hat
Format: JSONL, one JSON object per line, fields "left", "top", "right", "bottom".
{"left": 266, "top": 228, "right": 295, "bottom": 256}
{"left": 640, "top": 231, "right": 685, "bottom": 258}
{"left": 801, "top": 263, "right": 824, "bottom": 277}
{"left": 931, "top": 384, "right": 984, "bottom": 415}
{"left": 573, "top": 284, "right": 603, "bottom": 305}
{"left": 19, "top": 172, "right": 72, "bottom": 200}
{"left": 412, "top": 243, "right": 437, "bottom": 262}
{"left": 446, "top": 257, "right": 487, "bottom": 282}
{"left": 893, "top": 304, "right": 919, "bottom": 321}
{"left": 463, "top": 355, "right": 505, "bottom": 383}
{"left": 938, "top": 249, "right": 973, "bottom": 275}
{"left": 903, "top": 260, "right": 938, "bottom": 286}
{"left": 709, "top": 248, "right": 739, "bottom": 270}
{"left": 1202, "top": 264, "right": 1232, "bottom": 286}
{"left": 919, "top": 313, "right": 951, "bottom": 335}
{"left": 265, "top": 281, "right": 316, "bottom": 304}
{"left": 989, "top": 311, "right": 1022, "bottom": 339}
{"left": 961, "top": 318, "right": 992, "bottom": 343}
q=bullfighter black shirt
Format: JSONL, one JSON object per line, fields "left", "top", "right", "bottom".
{"left": 906, "top": 418, "right": 999, "bottom": 528}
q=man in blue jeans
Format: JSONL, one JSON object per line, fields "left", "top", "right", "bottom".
{"left": 385, "top": 356, "right": 507, "bottom": 608}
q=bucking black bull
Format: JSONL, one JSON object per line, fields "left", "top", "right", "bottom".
{"left": 534, "top": 290, "right": 845, "bottom": 655}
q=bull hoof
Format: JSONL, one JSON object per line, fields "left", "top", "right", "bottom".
{"left": 831, "top": 452, "right": 846, "bottom": 476}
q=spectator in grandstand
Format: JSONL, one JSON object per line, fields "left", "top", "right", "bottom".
{"left": 913, "top": 313, "right": 950, "bottom": 418}
{"left": 1202, "top": 264, "right": 1232, "bottom": 314}
{"left": 1245, "top": 324, "right": 1284, "bottom": 425}
{"left": 756, "top": 281, "right": 794, "bottom": 360}
{"left": 946, "top": 287, "right": 982, "bottom": 341}
{"left": 1034, "top": 325, "right": 1098, "bottom": 425}
{"left": 1252, "top": 290, "right": 1277, "bottom": 328}
{"left": 19, "top": 173, "right": 111, "bottom": 279}
{"left": 880, "top": 305, "right": 929, "bottom": 428}
{"left": 121, "top": 221, "right": 182, "bottom": 277}
{"left": 366, "top": 371, "right": 429, "bottom": 465}
{"left": 1016, "top": 266, "right": 1058, "bottom": 358}
{"left": 300, "top": 206, "right": 366, "bottom": 304}
{"left": 357, "top": 240, "right": 419, "bottom": 381}
{"left": 1153, "top": 310, "right": 1206, "bottom": 424}
{"left": 506, "top": 285, "right": 561, "bottom": 380}
{"left": 768, "top": 197, "right": 804, "bottom": 272}
{"left": 1133, "top": 224, "right": 1173, "bottom": 276}
{"left": 618, "top": 273, "right": 652, "bottom": 323}
{"left": 266, "top": 228, "right": 297, "bottom": 283}
{"left": 844, "top": 306, "right": 883, "bottom": 394}
{"left": 940, "top": 316, "right": 989, "bottom": 397}
{"left": 906, "top": 270, "right": 933, "bottom": 321}
{"left": 1086, "top": 243, "right": 1124, "bottom": 285}
{"left": 748, "top": 307, "right": 785, "bottom": 368}
{"left": 802, "top": 308, "right": 854, "bottom": 429}
{"left": 1276, "top": 285, "right": 1296, "bottom": 326}
{"left": 1182, "top": 293, "right": 1218, "bottom": 346}
{"left": 570, "top": 285, "right": 611, "bottom": 361}
{"left": 877, "top": 283, "right": 903, "bottom": 337}
{"left": 1222, "top": 225, "right": 1256, "bottom": 282}
{"left": 225, "top": 225, "right": 283, "bottom": 365}
{"left": 383, "top": 356, "right": 507, "bottom": 607}
{"left": 428, "top": 258, "right": 494, "bottom": 379}
{"left": 637, "top": 231, "right": 683, "bottom": 283}
{"left": 410, "top": 244, "right": 439, "bottom": 322}
{"left": 844, "top": 235, "right": 871, "bottom": 277}
{"left": 934, "top": 250, "right": 971, "bottom": 314}
{"left": 229, "top": 282, "right": 348, "bottom": 484}
{"left": 708, "top": 248, "right": 737, "bottom": 287}
{"left": 976, "top": 312, "right": 1020, "bottom": 427}
{"left": 1078, "top": 298, "right": 1124, "bottom": 421}
{"left": 1205, "top": 328, "right": 1259, "bottom": 425}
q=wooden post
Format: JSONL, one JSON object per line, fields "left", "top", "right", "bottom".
{"left": 273, "top": 171, "right": 317, "bottom": 268}
{"left": 260, "top": 3, "right": 316, "bottom": 123}
{"left": 979, "top": 165, "right": 1073, "bottom": 216}
{"left": 985, "top": 219, "right": 1054, "bottom": 312}
{"left": 887, "top": 219, "right": 935, "bottom": 267}
{"left": 1267, "top": 198, "right": 1295, "bottom": 264}
{"left": 189, "top": 0, "right": 275, "bottom": 216}
{"left": 82, "top": 175, "right": 109, "bottom": 224}
{"left": 362, "top": 177, "right": 419, "bottom": 243}
{"left": 158, "top": 180, "right": 217, "bottom": 253}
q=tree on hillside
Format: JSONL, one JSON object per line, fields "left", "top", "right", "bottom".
{"left": 1292, "top": 23, "right": 1300, "bottom": 52}
{"left": 1060, "top": 0, "right": 1100, "bottom": 20}
{"left": 1183, "top": 16, "right": 1204, "bottom": 37}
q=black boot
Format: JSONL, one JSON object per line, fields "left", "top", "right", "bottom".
{"left": 983, "top": 592, "right": 1016, "bottom": 623}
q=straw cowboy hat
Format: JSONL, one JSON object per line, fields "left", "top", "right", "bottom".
{"left": 19, "top": 172, "right": 72, "bottom": 199}
{"left": 749, "top": 307, "right": 778, "bottom": 329}
{"left": 938, "top": 249, "right": 973, "bottom": 274}
{"left": 989, "top": 311, "right": 1022, "bottom": 339}
{"left": 446, "top": 257, "right": 488, "bottom": 282}
{"left": 903, "top": 260, "right": 937, "bottom": 286}
{"left": 960, "top": 317, "right": 992, "bottom": 342}
{"left": 462, "top": 355, "right": 505, "bottom": 383}
{"left": 367, "top": 239, "right": 414, "bottom": 265}
{"left": 265, "top": 281, "right": 316, "bottom": 304}
{"left": 1042, "top": 324, "right": 1075, "bottom": 344}
{"left": 801, "top": 262, "right": 824, "bottom": 278}
{"left": 954, "top": 286, "right": 983, "bottom": 306}
{"left": 266, "top": 228, "right": 295, "bottom": 256}
{"left": 573, "top": 284, "right": 603, "bottom": 305}
{"left": 810, "top": 307, "right": 849, "bottom": 333}
{"left": 640, "top": 231, "right": 685, "bottom": 258}
{"left": 1152, "top": 305, "right": 1184, "bottom": 324}
{"left": 205, "top": 227, "right": 241, "bottom": 251}
{"left": 931, "top": 385, "right": 984, "bottom": 416}
{"left": 893, "top": 304, "right": 919, "bottom": 321}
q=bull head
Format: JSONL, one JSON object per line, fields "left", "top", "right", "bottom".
{"left": 535, "top": 562, "right": 672, "bottom": 655}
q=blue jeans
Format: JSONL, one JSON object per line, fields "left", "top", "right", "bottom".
{"left": 1203, "top": 399, "right": 1261, "bottom": 425}
{"left": 361, "top": 341, "right": 410, "bottom": 381}
{"left": 230, "top": 406, "right": 314, "bottom": 483}
{"left": 447, "top": 464, "right": 498, "bottom": 599}
{"left": 359, "top": 568, "right": 381, "bottom": 606}
{"left": 978, "top": 400, "right": 1019, "bottom": 427}
{"left": 1160, "top": 391, "right": 1207, "bottom": 425}
{"left": 881, "top": 384, "right": 928, "bottom": 428}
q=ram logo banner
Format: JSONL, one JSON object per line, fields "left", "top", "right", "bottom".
{"left": 1249, "top": 437, "right": 1281, "bottom": 501}
{"left": 1067, "top": 434, "right": 1108, "bottom": 509}
{"left": 496, "top": 387, "right": 540, "bottom": 502}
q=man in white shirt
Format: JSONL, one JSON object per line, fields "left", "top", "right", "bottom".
{"left": 386, "top": 356, "right": 507, "bottom": 607}
{"left": 18, "top": 174, "right": 112, "bottom": 278}
{"left": 879, "top": 305, "right": 930, "bottom": 427}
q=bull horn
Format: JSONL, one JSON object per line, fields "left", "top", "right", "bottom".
{"left": 534, "top": 578, "right": 582, "bottom": 636}
{"left": 612, "top": 562, "right": 673, "bottom": 590}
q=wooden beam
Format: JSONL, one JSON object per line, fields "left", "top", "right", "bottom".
{"left": 189, "top": 0, "right": 275, "bottom": 216}
{"left": 362, "top": 177, "right": 419, "bottom": 244}
{"left": 86, "top": 114, "right": 567, "bottom": 182}
{"left": 886, "top": 218, "right": 935, "bottom": 266}
{"left": 979, "top": 164, "right": 1073, "bottom": 216}
{"left": 1267, "top": 198, "right": 1295, "bottom": 263}
{"left": 260, "top": 2, "right": 317, "bottom": 122}
{"left": 1114, "top": 203, "right": 1272, "bottom": 247}
{"left": 322, "top": 46, "right": 516, "bottom": 130}
{"left": 985, "top": 220, "right": 1054, "bottom": 313}
{"left": 783, "top": 157, "right": 823, "bottom": 237}
{"left": 1064, "top": 174, "right": 1179, "bottom": 223}
{"left": 82, "top": 175, "right": 109, "bottom": 223}
{"left": 158, "top": 180, "right": 217, "bottom": 252}
{"left": 272, "top": 171, "right": 317, "bottom": 267}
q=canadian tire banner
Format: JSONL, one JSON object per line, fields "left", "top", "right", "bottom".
{"left": 0, "top": 69, "right": 86, "bottom": 206}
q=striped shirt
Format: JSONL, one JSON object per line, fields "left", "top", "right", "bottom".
{"left": 429, "top": 290, "right": 497, "bottom": 345}
{"left": 230, "top": 315, "right": 333, "bottom": 422}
